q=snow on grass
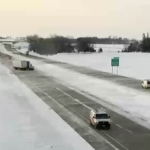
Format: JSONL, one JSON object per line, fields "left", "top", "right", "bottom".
{"left": 31, "top": 52, "right": 150, "bottom": 80}
{"left": 94, "top": 44, "right": 128, "bottom": 52}
{"left": 0, "top": 58, "right": 94, "bottom": 150}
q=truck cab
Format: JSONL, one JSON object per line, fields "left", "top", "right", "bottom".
{"left": 27, "top": 61, "right": 34, "bottom": 70}
{"left": 90, "top": 109, "right": 111, "bottom": 129}
{"left": 142, "top": 80, "right": 150, "bottom": 89}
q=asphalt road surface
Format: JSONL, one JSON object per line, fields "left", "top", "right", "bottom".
{"left": 1, "top": 56, "right": 150, "bottom": 150}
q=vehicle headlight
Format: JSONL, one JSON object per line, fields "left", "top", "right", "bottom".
{"left": 95, "top": 120, "right": 98, "bottom": 123}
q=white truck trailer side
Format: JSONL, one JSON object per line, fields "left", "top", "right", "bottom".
{"left": 12, "top": 59, "right": 34, "bottom": 70}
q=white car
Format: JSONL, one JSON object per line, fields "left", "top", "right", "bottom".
{"left": 142, "top": 80, "right": 150, "bottom": 89}
{"left": 89, "top": 109, "right": 111, "bottom": 129}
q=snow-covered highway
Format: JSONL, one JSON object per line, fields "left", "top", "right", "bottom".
{"left": 1, "top": 44, "right": 150, "bottom": 150}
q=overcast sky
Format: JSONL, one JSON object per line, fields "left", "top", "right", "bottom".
{"left": 0, "top": 0, "right": 150, "bottom": 39}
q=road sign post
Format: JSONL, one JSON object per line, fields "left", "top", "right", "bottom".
{"left": 111, "top": 57, "right": 119, "bottom": 74}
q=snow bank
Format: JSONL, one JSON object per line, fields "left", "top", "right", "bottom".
{"left": 0, "top": 59, "right": 94, "bottom": 150}
{"left": 30, "top": 52, "right": 150, "bottom": 80}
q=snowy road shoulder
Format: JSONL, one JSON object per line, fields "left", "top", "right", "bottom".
{"left": 0, "top": 62, "right": 94, "bottom": 150}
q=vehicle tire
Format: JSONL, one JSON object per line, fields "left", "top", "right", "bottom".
{"left": 94, "top": 124, "right": 98, "bottom": 129}
{"left": 90, "top": 120, "right": 92, "bottom": 125}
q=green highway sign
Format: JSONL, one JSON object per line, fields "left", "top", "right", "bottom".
{"left": 111, "top": 57, "right": 119, "bottom": 66}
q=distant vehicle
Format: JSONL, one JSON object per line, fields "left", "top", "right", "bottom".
{"left": 26, "top": 51, "right": 29, "bottom": 56}
{"left": 142, "top": 80, "right": 150, "bottom": 89}
{"left": 12, "top": 59, "right": 34, "bottom": 71}
{"left": 90, "top": 109, "right": 111, "bottom": 129}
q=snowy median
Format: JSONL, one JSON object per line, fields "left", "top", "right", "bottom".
{"left": 0, "top": 59, "right": 94, "bottom": 150}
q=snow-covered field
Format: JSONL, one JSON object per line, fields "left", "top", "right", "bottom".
{"left": 94, "top": 44, "right": 128, "bottom": 52}
{"left": 0, "top": 56, "right": 94, "bottom": 150}
{"left": 30, "top": 52, "right": 150, "bottom": 80}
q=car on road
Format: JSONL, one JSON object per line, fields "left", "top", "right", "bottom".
{"left": 142, "top": 80, "right": 150, "bottom": 89}
{"left": 90, "top": 109, "right": 111, "bottom": 129}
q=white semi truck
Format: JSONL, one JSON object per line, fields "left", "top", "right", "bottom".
{"left": 12, "top": 59, "right": 34, "bottom": 70}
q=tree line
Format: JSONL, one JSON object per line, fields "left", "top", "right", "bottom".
{"left": 122, "top": 33, "right": 150, "bottom": 53}
{"left": 24, "top": 33, "right": 150, "bottom": 54}
{"left": 26, "top": 35, "right": 131, "bottom": 54}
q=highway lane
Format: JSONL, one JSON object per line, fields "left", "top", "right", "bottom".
{"left": 1, "top": 56, "right": 150, "bottom": 150}
{"left": 21, "top": 54, "right": 149, "bottom": 93}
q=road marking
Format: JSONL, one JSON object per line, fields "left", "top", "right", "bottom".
{"left": 116, "top": 124, "right": 133, "bottom": 134}
{"left": 56, "top": 87, "right": 111, "bottom": 116}
{"left": 75, "top": 99, "right": 92, "bottom": 109}
{"left": 56, "top": 87, "right": 92, "bottom": 110}
{"left": 36, "top": 85, "right": 51, "bottom": 88}
{"left": 56, "top": 87, "right": 109, "bottom": 112}
{"left": 37, "top": 87, "right": 63, "bottom": 108}
{"left": 56, "top": 87, "right": 129, "bottom": 150}
{"left": 101, "top": 131, "right": 129, "bottom": 150}
{"left": 37, "top": 87, "right": 119, "bottom": 150}
{"left": 126, "top": 129, "right": 133, "bottom": 134}
{"left": 57, "top": 87, "right": 134, "bottom": 135}
{"left": 56, "top": 87, "right": 74, "bottom": 99}
{"left": 116, "top": 124, "right": 122, "bottom": 129}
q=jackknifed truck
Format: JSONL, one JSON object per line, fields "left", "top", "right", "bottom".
{"left": 12, "top": 59, "right": 34, "bottom": 70}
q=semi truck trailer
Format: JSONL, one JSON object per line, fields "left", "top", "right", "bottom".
{"left": 12, "top": 59, "right": 34, "bottom": 70}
